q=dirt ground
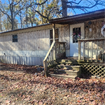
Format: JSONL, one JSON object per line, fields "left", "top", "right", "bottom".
{"left": 0, "top": 63, "right": 105, "bottom": 105}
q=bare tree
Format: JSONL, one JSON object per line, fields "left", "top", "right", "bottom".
{"left": 0, "top": 0, "right": 48, "bottom": 30}
{"left": 61, "top": 0, "right": 105, "bottom": 17}
{"left": 0, "top": 0, "right": 27, "bottom": 30}
{"left": 0, "top": 0, "right": 60, "bottom": 30}
{"left": 0, "top": 0, "right": 104, "bottom": 31}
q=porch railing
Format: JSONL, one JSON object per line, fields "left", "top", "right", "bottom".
{"left": 78, "top": 38, "right": 105, "bottom": 63}
{"left": 43, "top": 41, "right": 66, "bottom": 77}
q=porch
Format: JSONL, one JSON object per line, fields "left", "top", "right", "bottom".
{"left": 43, "top": 23, "right": 105, "bottom": 78}
{"left": 43, "top": 37, "right": 105, "bottom": 78}
{"left": 78, "top": 38, "right": 105, "bottom": 78}
{"left": 43, "top": 9, "right": 105, "bottom": 78}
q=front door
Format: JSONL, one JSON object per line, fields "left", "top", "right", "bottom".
{"left": 70, "top": 23, "right": 84, "bottom": 57}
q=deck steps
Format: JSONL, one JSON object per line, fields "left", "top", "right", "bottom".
{"left": 55, "top": 69, "right": 80, "bottom": 76}
{"left": 56, "top": 64, "right": 72, "bottom": 70}
{"left": 58, "top": 59, "right": 77, "bottom": 65}
{"left": 48, "top": 58, "right": 105, "bottom": 78}
{"left": 57, "top": 58, "right": 86, "bottom": 65}
{"left": 50, "top": 74, "right": 76, "bottom": 79}
{"left": 49, "top": 58, "right": 81, "bottom": 79}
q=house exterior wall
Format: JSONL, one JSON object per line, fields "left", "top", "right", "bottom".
{"left": 0, "top": 24, "right": 70, "bottom": 65}
{"left": 85, "top": 18, "right": 105, "bottom": 39}
{"left": 0, "top": 25, "right": 52, "bottom": 65}
{"left": 0, "top": 18, "right": 104, "bottom": 65}
{"left": 84, "top": 18, "right": 105, "bottom": 59}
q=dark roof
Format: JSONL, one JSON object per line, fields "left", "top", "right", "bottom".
{"left": 50, "top": 9, "right": 105, "bottom": 24}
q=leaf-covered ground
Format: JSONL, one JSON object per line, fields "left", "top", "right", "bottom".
{"left": 0, "top": 63, "right": 105, "bottom": 105}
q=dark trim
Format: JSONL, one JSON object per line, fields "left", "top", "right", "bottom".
{"left": 0, "top": 23, "right": 51, "bottom": 34}
{"left": 50, "top": 9, "right": 105, "bottom": 24}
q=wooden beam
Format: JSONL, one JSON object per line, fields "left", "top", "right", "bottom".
{"left": 43, "top": 41, "right": 55, "bottom": 61}
{"left": 102, "top": 40, "right": 104, "bottom": 62}
{"left": 52, "top": 24, "right": 56, "bottom": 60}
{"left": 83, "top": 42, "right": 85, "bottom": 61}
{"left": 91, "top": 42, "right": 93, "bottom": 62}
{"left": 96, "top": 41, "right": 98, "bottom": 62}
{"left": 87, "top": 42, "right": 89, "bottom": 62}
{"left": 78, "top": 38, "right": 105, "bottom": 42}
{"left": 52, "top": 24, "right": 55, "bottom": 41}
{"left": 43, "top": 61, "right": 48, "bottom": 77}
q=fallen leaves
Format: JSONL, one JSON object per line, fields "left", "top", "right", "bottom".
{"left": 0, "top": 63, "right": 105, "bottom": 105}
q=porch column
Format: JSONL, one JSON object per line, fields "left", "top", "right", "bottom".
{"left": 52, "top": 24, "right": 56, "bottom": 60}
{"left": 78, "top": 41, "right": 81, "bottom": 61}
{"left": 53, "top": 24, "right": 55, "bottom": 41}
{"left": 83, "top": 32, "right": 85, "bottom": 61}
{"left": 0, "top": 12, "right": 2, "bottom": 32}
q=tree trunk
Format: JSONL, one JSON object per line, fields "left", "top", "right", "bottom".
{"left": 26, "top": 7, "right": 28, "bottom": 27}
{"left": 42, "top": 4, "right": 44, "bottom": 24}
{"left": 61, "top": 0, "right": 68, "bottom": 17}
{"left": 20, "top": 11, "right": 22, "bottom": 28}
{"left": 11, "top": 15, "right": 14, "bottom": 30}
{"left": 11, "top": 3, "right": 14, "bottom": 30}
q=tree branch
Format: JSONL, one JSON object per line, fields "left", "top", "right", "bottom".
{"left": 0, "top": 8, "right": 11, "bottom": 21}
{"left": 34, "top": 10, "right": 49, "bottom": 20}
{"left": 13, "top": 0, "right": 22, "bottom": 6}
{"left": 65, "top": 0, "right": 82, "bottom": 5}
{"left": 32, "top": 0, "right": 48, "bottom": 6}
{"left": 66, "top": 1, "right": 99, "bottom": 9}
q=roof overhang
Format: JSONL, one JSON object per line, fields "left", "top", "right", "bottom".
{"left": 50, "top": 9, "right": 105, "bottom": 24}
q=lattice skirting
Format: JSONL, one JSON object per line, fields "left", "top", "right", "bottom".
{"left": 81, "top": 63, "right": 105, "bottom": 78}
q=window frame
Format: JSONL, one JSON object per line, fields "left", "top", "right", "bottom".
{"left": 12, "top": 35, "right": 18, "bottom": 42}
{"left": 72, "top": 27, "right": 81, "bottom": 43}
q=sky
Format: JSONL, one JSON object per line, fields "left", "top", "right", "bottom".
{"left": 1, "top": 0, "right": 105, "bottom": 14}
{"left": 66, "top": 0, "right": 105, "bottom": 15}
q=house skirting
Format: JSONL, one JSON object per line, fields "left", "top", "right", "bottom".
{"left": 0, "top": 50, "right": 48, "bottom": 65}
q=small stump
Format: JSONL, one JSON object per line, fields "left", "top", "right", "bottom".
{"left": 71, "top": 65, "right": 81, "bottom": 77}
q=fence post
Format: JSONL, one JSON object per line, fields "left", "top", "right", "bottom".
{"left": 96, "top": 41, "right": 98, "bottom": 62}
{"left": 91, "top": 41, "right": 93, "bottom": 62}
{"left": 43, "top": 60, "right": 48, "bottom": 77}
{"left": 83, "top": 41, "right": 85, "bottom": 61}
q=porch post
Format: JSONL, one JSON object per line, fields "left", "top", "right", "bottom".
{"left": 102, "top": 40, "right": 104, "bottom": 62}
{"left": 96, "top": 41, "right": 98, "bottom": 62}
{"left": 91, "top": 42, "right": 93, "bottom": 62}
{"left": 52, "top": 24, "right": 56, "bottom": 60}
{"left": 83, "top": 42, "right": 85, "bottom": 61}
{"left": 78, "top": 41, "right": 81, "bottom": 61}
{"left": 53, "top": 24, "right": 55, "bottom": 41}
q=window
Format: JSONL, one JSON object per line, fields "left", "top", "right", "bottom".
{"left": 50, "top": 29, "right": 59, "bottom": 45}
{"left": 73, "top": 27, "right": 81, "bottom": 43}
{"left": 12, "top": 35, "right": 18, "bottom": 42}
